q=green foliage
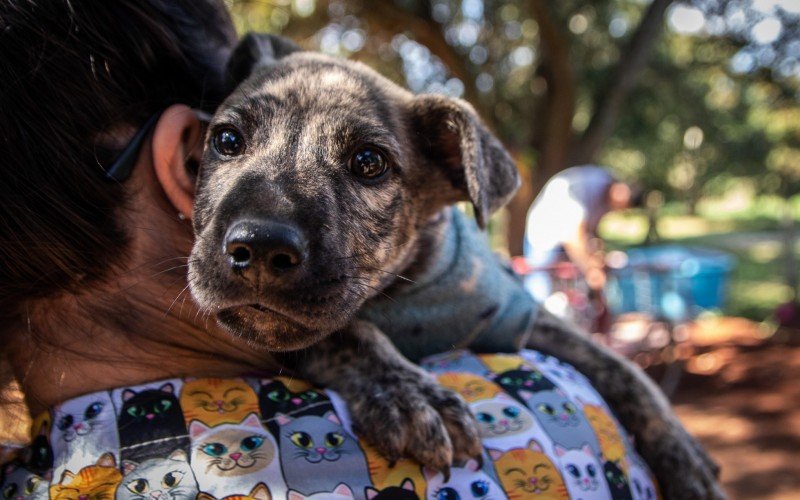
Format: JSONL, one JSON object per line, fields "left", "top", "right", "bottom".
{"left": 602, "top": 1, "right": 800, "bottom": 199}
{"left": 227, "top": 0, "right": 799, "bottom": 205}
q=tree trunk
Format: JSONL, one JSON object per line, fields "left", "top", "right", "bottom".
{"left": 506, "top": 161, "right": 535, "bottom": 256}
{"left": 569, "top": 0, "right": 674, "bottom": 165}
{"left": 782, "top": 207, "right": 798, "bottom": 299}
{"left": 505, "top": 0, "right": 577, "bottom": 255}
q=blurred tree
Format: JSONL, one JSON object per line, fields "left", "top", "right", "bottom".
{"left": 606, "top": 1, "right": 800, "bottom": 211}
{"left": 227, "top": 0, "right": 800, "bottom": 253}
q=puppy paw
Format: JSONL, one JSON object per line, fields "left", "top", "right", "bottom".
{"left": 346, "top": 368, "right": 483, "bottom": 472}
{"left": 298, "top": 321, "right": 483, "bottom": 473}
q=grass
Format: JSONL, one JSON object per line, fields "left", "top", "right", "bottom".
{"left": 599, "top": 197, "right": 798, "bottom": 321}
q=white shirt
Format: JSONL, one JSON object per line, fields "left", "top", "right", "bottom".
{"left": 525, "top": 166, "right": 615, "bottom": 256}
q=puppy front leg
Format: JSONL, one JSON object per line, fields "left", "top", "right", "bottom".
{"left": 286, "top": 320, "right": 483, "bottom": 472}
{"left": 527, "top": 309, "right": 725, "bottom": 500}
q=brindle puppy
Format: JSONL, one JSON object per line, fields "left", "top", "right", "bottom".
{"left": 189, "top": 34, "right": 724, "bottom": 498}
{"left": 189, "top": 33, "right": 492, "bottom": 471}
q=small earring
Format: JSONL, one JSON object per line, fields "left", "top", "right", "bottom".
{"left": 177, "top": 212, "right": 187, "bottom": 221}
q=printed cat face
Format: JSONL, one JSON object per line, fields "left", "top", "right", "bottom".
{"left": 259, "top": 378, "right": 327, "bottom": 417}
{"left": 119, "top": 384, "right": 183, "bottom": 429}
{"left": 494, "top": 370, "right": 555, "bottom": 397}
{"left": 24, "top": 414, "right": 54, "bottom": 474}
{"left": 489, "top": 441, "right": 567, "bottom": 499}
{"left": 275, "top": 412, "right": 356, "bottom": 464}
{"left": 424, "top": 459, "right": 504, "bottom": 500}
{"left": 117, "top": 450, "right": 198, "bottom": 500}
{"left": 471, "top": 395, "right": 534, "bottom": 438}
{"left": 53, "top": 392, "right": 115, "bottom": 444}
{"left": 1, "top": 465, "right": 49, "bottom": 500}
{"left": 476, "top": 354, "right": 527, "bottom": 374}
{"left": 554, "top": 445, "right": 605, "bottom": 495}
{"left": 437, "top": 373, "right": 502, "bottom": 403}
{"left": 583, "top": 405, "right": 626, "bottom": 460}
{"left": 518, "top": 389, "right": 600, "bottom": 455}
{"left": 50, "top": 453, "right": 122, "bottom": 500}
{"left": 288, "top": 483, "right": 354, "bottom": 500}
{"left": 524, "top": 353, "right": 605, "bottom": 407}
{"left": 365, "top": 479, "right": 417, "bottom": 500}
{"left": 420, "top": 351, "right": 490, "bottom": 376}
{"left": 181, "top": 379, "right": 259, "bottom": 427}
{"left": 519, "top": 390, "right": 581, "bottom": 429}
{"left": 189, "top": 413, "right": 276, "bottom": 477}
{"left": 196, "top": 483, "right": 272, "bottom": 500}
{"left": 627, "top": 460, "right": 657, "bottom": 500}
{"left": 603, "top": 460, "right": 632, "bottom": 499}
{"left": 523, "top": 353, "right": 575, "bottom": 382}
{"left": 359, "top": 442, "right": 426, "bottom": 498}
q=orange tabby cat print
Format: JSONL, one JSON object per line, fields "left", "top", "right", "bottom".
{"left": 361, "top": 441, "right": 426, "bottom": 498}
{"left": 49, "top": 453, "right": 122, "bottom": 500}
{"left": 197, "top": 482, "right": 272, "bottom": 500}
{"left": 180, "top": 378, "right": 260, "bottom": 427}
{"left": 583, "top": 404, "right": 628, "bottom": 469}
{"left": 436, "top": 372, "right": 503, "bottom": 402}
{"left": 477, "top": 353, "right": 530, "bottom": 374}
{"left": 271, "top": 376, "right": 316, "bottom": 393}
{"left": 489, "top": 440, "right": 568, "bottom": 500}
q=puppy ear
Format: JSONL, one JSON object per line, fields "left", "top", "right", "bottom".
{"left": 226, "top": 32, "right": 301, "bottom": 86}
{"left": 410, "top": 94, "right": 519, "bottom": 228}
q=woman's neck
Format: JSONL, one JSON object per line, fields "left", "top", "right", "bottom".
{"left": 9, "top": 282, "right": 282, "bottom": 414}
{"left": 7, "top": 246, "right": 281, "bottom": 415}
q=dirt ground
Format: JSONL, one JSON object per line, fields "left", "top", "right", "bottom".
{"left": 669, "top": 339, "right": 800, "bottom": 499}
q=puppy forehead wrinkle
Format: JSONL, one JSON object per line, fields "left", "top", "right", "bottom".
{"left": 212, "top": 107, "right": 244, "bottom": 125}
{"left": 259, "top": 122, "right": 292, "bottom": 157}
{"left": 238, "top": 92, "right": 282, "bottom": 110}
{"left": 217, "top": 89, "right": 279, "bottom": 125}
{"left": 290, "top": 52, "right": 412, "bottom": 97}
{"left": 348, "top": 122, "right": 401, "bottom": 153}
{"left": 252, "top": 64, "right": 386, "bottom": 114}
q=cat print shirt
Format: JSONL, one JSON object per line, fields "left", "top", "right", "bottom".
{"left": 2, "top": 350, "right": 660, "bottom": 500}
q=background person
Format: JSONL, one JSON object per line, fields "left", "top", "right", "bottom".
{"left": 523, "top": 165, "right": 641, "bottom": 318}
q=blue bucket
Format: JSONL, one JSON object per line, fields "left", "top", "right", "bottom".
{"left": 607, "top": 245, "right": 735, "bottom": 320}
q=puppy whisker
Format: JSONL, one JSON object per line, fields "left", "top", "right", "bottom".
{"left": 351, "top": 266, "right": 415, "bottom": 284}
{"left": 333, "top": 238, "right": 413, "bottom": 263}
{"left": 342, "top": 275, "right": 397, "bottom": 304}
{"left": 165, "top": 281, "right": 194, "bottom": 317}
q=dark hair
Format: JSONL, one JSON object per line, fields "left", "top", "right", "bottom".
{"left": 0, "top": 1, "right": 236, "bottom": 333}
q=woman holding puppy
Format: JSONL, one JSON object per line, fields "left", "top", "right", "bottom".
{"left": 0, "top": 1, "right": 719, "bottom": 499}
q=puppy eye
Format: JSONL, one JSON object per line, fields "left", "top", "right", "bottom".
{"left": 349, "top": 147, "right": 389, "bottom": 180}
{"left": 213, "top": 128, "right": 245, "bottom": 157}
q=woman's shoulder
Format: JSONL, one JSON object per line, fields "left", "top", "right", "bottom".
{"left": 2, "top": 350, "right": 659, "bottom": 500}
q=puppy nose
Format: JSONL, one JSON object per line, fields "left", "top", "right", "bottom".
{"left": 224, "top": 219, "right": 307, "bottom": 277}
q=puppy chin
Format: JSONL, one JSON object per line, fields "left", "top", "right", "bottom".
{"left": 215, "top": 305, "right": 348, "bottom": 351}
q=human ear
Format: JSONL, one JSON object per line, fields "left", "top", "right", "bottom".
{"left": 151, "top": 104, "right": 204, "bottom": 221}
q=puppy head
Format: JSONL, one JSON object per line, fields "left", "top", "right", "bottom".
{"left": 189, "top": 34, "right": 519, "bottom": 351}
